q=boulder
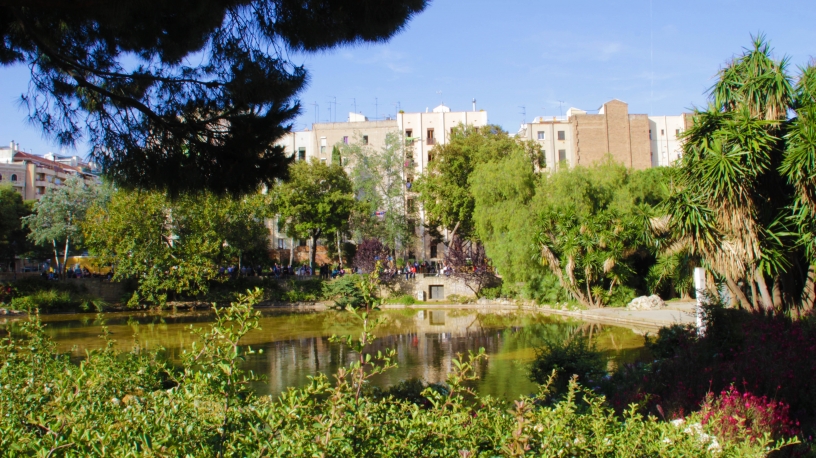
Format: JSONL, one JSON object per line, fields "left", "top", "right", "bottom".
{"left": 626, "top": 295, "right": 667, "bottom": 311}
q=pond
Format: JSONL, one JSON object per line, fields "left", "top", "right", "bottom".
{"left": 3, "top": 307, "right": 651, "bottom": 400}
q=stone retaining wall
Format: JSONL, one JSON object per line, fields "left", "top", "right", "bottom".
{"left": 380, "top": 274, "right": 476, "bottom": 300}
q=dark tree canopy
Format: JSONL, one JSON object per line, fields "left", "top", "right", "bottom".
{"left": 0, "top": 0, "right": 427, "bottom": 195}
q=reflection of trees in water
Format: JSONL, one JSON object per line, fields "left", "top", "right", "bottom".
{"left": 20, "top": 309, "right": 648, "bottom": 399}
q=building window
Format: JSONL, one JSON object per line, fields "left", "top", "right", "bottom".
{"left": 10, "top": 174, "right": 17, "bottom": 182}
{"left": 299, "top": 239, "right": 307, "bottom": 247}
{"left": 558, "top": 150, "right": 566, "bottom": 163}
{"left": 537, "top": 131, "right": 546, "bottom": 140}
{"left": 320, "top": 146, "right": 326, "bottom": 154}
{"left": 649, "top": 130, "right": 652, "bottom": 140}
{"left": 661, "top": 129, "right": 664, "bottom": 136}
{"left": 277, "top": 238, "right": 285, "bottom": 249}
{"left": 675, "top": 129, "right": 681, "bottom": 137}
{"left": 430, "top": 243, "right": 438, "bottom": 259}
{"left": 343, "top": 136, "right": 349, "bottom": 144}
{"left": 297, "top": 148, "right": 306, "bottom": 161}
{"left": 557, "top": 130, "right": 565, "bottom": 141}
{"left": 320, "top": 158, "right": 327, "bottom": 164}
{"left": 405, "top": 129, "right": 412, "bottom": 138}
{"left": 426, "top": 128, "right": 435, "bottom": 145}
{"left": 362, "top": 135, "right": 369, "bottom": 145}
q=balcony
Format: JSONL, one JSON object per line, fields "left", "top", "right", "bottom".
{"left": 426, "top": 138, "right": 436, "bottom": 146}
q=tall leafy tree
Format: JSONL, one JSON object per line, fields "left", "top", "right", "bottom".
{"left": 0, "top": 0, "right": 427, "bottom": 194}
{"left": 0, "top": 185, "right": 31, "bottom": 272}
{"left": 414, "top": 124, "right": 541, "bottom": 242}
{"left": 344, "top": 132, "right": 414, "bottom": 255}
{"left": 21, "top": 175, "right": 102, "bottom": 277}
{"left": 273, "top": 158, "right": 354, "bottom": 268}
{"left": 83, "top": 189, "right": 270, "bottom": 305}
{"left": 665, "top": 36, "right": 808, "bottom": 311}
{"left": 532, "top": 162, "right": 665, "bottom": 308}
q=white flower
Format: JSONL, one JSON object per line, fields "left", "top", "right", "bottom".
{"left": 670, "top": 418, "right": 685, "bottom": 427}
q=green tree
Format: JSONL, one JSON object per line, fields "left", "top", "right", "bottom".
{"left": 665, "top": 36, "right": 816, "bottom": 312}
{"left": 533, "top": 162, "right": 666, "bottom": 307}
{"left": 21, "top": 176, "right": 102, "bottom": 277}
{"left": 471, "top": 146, "right": 539, "bottom": 284}
{"left": 83, "top": 189, "right": 270, "bottom": 305}
{"left": 331, "top": 145, "right": 342, "bottom": 166}
{"left": 1, "top": 1, "right": 427, "bottom": 194}
{"left": 344, "top": 132, "right": 414, "bottom": 255}
{"left": 0, "top": 186, "right": 31, "bottom": 272}
{"left": 273, "top": 159, "right": 354, "bottom": 268}
{"left": 414, "top": 124, "right": 540, "bottom": 242}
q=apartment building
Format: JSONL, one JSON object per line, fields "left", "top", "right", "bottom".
{"left": 273, "top": 104, "right": 488, "bottom": 261}
{"left": 0, "top": 141, "right": 98, "bottom": 200}
{"left": 518, "top": 99, "right": 691, "bottom": 169}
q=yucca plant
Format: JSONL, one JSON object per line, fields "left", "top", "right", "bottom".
{"left": 663, "top": 35, "right": 816, "bottom": 313}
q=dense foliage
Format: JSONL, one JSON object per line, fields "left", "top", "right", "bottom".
{"left": 21, "top": 176, "right": 105, "bottom": 278}
{"left": 1, "top": 0, "right": 427, "bottom": 194}
{"left": 666, "top": 37, "right": 816, "bottom": 312}
{"left": 344, "top": 132, "right": 415, "bottom": 255}
{"left": 592, "top": 304, "right": 816, "bottom": 454}
{"left": 0, "top": 291, "right": 792, "bottom": 456}
{"left": 83, "top": 189, "right": 270, "bottom": 306}
{"left": 273, "top": 158, "right": 355, "bottom": 268}
{"left": 471, "top": 152, "right": 669, "bottom": 307}
{"left": 415, "top": 124, "right": 542, "bottom": 242}
{"left": 0, "top": 185, "right": 31, "bottom": 272}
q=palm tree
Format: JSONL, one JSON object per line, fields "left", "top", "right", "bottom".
{"left": 666, "top": 36, "right": 802, "bottom": 311}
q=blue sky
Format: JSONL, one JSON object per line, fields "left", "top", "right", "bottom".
{"left": 1, "top": 0, "right": 814, "bottom": 157}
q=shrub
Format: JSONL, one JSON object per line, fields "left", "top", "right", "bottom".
{"left": 0, "top": 293, "right": 793, "bottom": 456}
{"left": 700, "top": 387, "right": 799, "bottom": 443}
{"left": 603, "top": 304, "right": 816, "bottom": 442}
{"left": 480, "top": 286, "right": 501, "bottom": 299}
{"left": 530, "top": 335, "right": 607, "bottom": 393}
{"left": 385, "top": 294, "right": 416, "bottom": 305}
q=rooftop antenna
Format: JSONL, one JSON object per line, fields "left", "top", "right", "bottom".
{"left": 519, "top": 105, "right": 526, "bottom": 124}
{"left": 352, "top": 98, "right": 357, "bottom": 114}
{"left": 558, "top": 100, "right": 565, "bottom": 116}
{"left": 436, "top": 90, "right": 443, "bottom": 105}
{"left": 329, "top": 96, "right": 338, "bottom": 123}
{"left": 311, "top": 102, "right": 319, "bottom": 124}
{"left": 472, "top": 98, "right": 476, "bottom": 112}
{"left": 375, "top": 97, "right": 378, "bottom": 120}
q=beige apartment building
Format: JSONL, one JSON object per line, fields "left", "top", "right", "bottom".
{"left": 518, "top": 99, "right": 692, "bottom": 169}
{"left": 274, "top": 105, "right": 488, "bottom": 261}
{"left": 0, "top": 141, "right": 98, "bottom": 200}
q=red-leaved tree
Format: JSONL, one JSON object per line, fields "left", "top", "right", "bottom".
{"left": 444, "top": 236, "right": 496, "bottom": 296}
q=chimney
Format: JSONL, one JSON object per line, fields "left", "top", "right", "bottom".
{"left": 472, "top": 98, "right": 476, "bottom": 112}
{"left": 10, "top": 140, "right": 15, "bottom": 150}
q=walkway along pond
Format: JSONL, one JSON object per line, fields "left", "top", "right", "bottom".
{"left": 2, "top": 307, "right": 651, "bottom": 400}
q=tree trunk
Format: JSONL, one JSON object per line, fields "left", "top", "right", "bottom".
{"left": 51, "top": 239, "right": 60, "bottom": 277}
{"left": 336, "top": 232, "right": 342, "bottom": 266}
{"left": 772, "top": 276, "right": 783, "bottom": 311}
{"left": 802, "top": 264, "right": 816, "bottom": 312}
{"left": 62, "top": 236, "right": 70, "bottom": 279}
{"left": 725, "top": 276, "right": 752, "bottom": 310}
{"left": 289, "top": 237, "right": 294, "bottom": 266}
{"left": 309, "top": 233, "right": 318, "bottom": 271}
{"left": 749, "top": 278, "right": 759, "bottom": 310}
{"left": 755, "top": 269, "right": 773, "bottom": 311}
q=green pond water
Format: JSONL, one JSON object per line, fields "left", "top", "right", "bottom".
{"left": 2, "top": 308, "right": 650, "bottom": 400}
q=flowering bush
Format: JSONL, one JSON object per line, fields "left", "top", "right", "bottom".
{"left": 602, "top": 306, "right": 816, "bottom": 450}
{"left": 701, "top": 387, "right": 799, "bottom": 443}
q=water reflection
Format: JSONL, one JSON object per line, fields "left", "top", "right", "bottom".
{"left": 3, "top": 308, "right": 649, "bottom": 400}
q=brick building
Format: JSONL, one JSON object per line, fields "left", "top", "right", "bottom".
{"left": 517, "top": 99, "right": 692, "bottom": 169}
